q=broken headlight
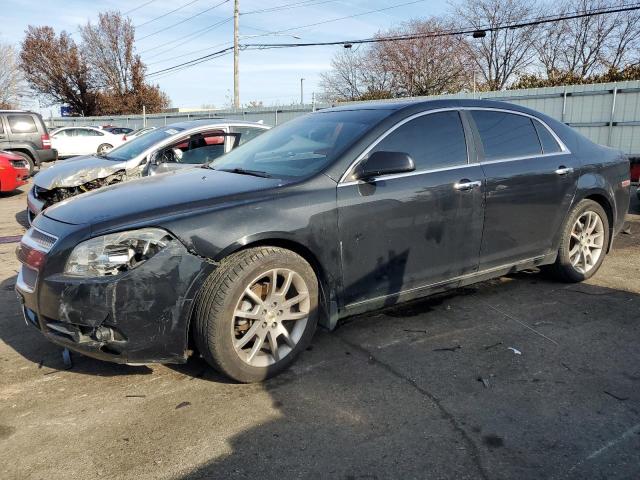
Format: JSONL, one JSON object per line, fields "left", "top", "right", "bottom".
{"left": 64, "top": 228, "right": 173, "bottom": 277}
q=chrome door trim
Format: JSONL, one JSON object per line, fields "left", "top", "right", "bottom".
{"left": 338, "top": 106, "right": 572, "bottom": 185}
{"left": 344, "top": 254, "right": 546, "bottom": 310}
{"left": 338, "top": 162, "right": 481, "bottom": 187}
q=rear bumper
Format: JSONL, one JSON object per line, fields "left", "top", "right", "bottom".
{"left": 35, "top": 148, "right": 57, "bottom": 164}
{"left": 15, "top": 232, "right": 214, "bottom": 365}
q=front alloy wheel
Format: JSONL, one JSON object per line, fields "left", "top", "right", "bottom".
{"left": 193, "top": 247, "right": 318, "bottom": 382}
{"left": 233, "top": 268, "right": 310, "bottom": 367}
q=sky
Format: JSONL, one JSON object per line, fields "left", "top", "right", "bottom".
{"left": 1, "top": 0, "right": 450, "bottom": 112}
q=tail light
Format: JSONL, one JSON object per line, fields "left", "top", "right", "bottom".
{"left": 41, "top": 133, "right": 51, "bottom": 149}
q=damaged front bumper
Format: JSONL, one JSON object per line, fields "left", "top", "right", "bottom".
{"left": 15, "top": 216, "right": 214, "bottom": 365}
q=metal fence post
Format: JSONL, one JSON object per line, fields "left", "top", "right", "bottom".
{"left": 562, "top": 89, "right": 567, "bottom": 123}
{"left": 608, "top": 87, "right": 617, "bottom": 146}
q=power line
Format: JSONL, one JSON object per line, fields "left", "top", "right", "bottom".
{"left": 139, "top": 17, "right": 232, "bottom": 55}
{"left": 124, "top": 0, "right": 158, "bottom": 15}
{"left": 147, "top": 46, "right": 235, "bottom": 77}
{"left": 145, "top": 2, "right": 640, "bottom": 79}
{"left": 244, "top": 3, "right": 640, "bottom": 49}
{"left": 137, "top": 0, "right": 230, "bottom": 41}
{"left": 135, "top": 0, "right": 202, "bottom": 28}
{"left": 242, "top": 0, "right": 339, "bottom": 16}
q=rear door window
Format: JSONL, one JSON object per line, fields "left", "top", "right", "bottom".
{"left": 471, "top": 110, "right": 542, "bottom": 161}
{"left": 8, "top": 115, "right": 38, "bottom": 134}
{"left": 369, "top": 110, "right": 468, "bottom": 171}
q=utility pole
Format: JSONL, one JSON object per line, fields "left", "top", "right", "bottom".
{"left": 300, "top": 77, "right": 305, "bottom": 104}
{"left": 233, "top": 0, "right": 240, "bottom": 109}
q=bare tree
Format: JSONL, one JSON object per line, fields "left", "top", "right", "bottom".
{"left": 375, "top": 19, "right": 473, "bottom": 96}
{"left": 535, "top": 0, "right": 640, "bottom": 79}
{"left": 80, "top": 11, "right": 137, "bottom": 95}
{"left": 0, "top": 42, "right": 24, "bottom": 109}
{"left": 319, "top": 49, "right": 367, "bottom": 102}
{"left": 453, "top": 0, "right": 541, "bottom": 90}
{"left": 20, "top": 26, "right": 98, "bottom": 115}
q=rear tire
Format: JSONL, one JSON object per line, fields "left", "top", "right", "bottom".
{"left": 97, "top": 143, "right": 113, "bottom": 155}
{"left": 549, "top": 199, "right": 610, "bottom": 282}
{"left": 10, "top": 151, "right": 35, "bottom": 176}
{"left": 193, "top": 247, "right": 318, "bottom": 383}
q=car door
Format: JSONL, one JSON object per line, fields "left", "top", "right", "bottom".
{"left": 6, "top": 114, "right": 39, "bottom": 150}
{"left": 337, "top": 110, "right": 485, "bottom": 308}
{"left": 467, "top": 109, "right": 580, "bottom": 269}
{"left": 51, "top": 128, "right": 72, "bottom": 157}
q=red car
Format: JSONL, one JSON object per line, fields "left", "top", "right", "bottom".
{"left": 0, "top": 150, "right": 30, "bottom": 192}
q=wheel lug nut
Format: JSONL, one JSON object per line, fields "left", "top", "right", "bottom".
{"left": 277, "top": 310, "right": 282, "bottom": 316}
{"left": 262, "top": 322, "right": 267, "bottom": 328}
{"left": 272, "top": 322, "right": 277, "bottom": 328}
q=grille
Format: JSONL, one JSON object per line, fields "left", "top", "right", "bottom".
{"left": 25, "top": 227, "right": 57, "bottom": 252}
{"left": 10, "top": 160, "right": 27, "bottom": 169}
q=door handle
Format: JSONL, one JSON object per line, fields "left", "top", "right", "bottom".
{"left": 555, "top": 166, "right": 574, "bottom": 175}
{"left": 454, "top": 180, "right": 482, "bottom": 191}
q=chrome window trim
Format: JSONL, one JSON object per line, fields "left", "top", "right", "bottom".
{"left": 338, "top": 106, "right": 571, "bottom": 185}
{"left": 345, "top": 254, "right": 546, "bottom": 310}
{"left": 339, "top": 162, "right": 480, "bottom": 187}
{"left": 338, "top": 108, "right": 467, "bottom": 184}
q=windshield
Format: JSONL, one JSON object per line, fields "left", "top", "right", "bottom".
{"left": 103, "top": 126, "right": 186, "bottom": 161}
{"left": 211, "top": 110, "right": 389, "bottom": 178}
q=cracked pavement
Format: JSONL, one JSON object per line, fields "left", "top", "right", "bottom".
{"left": 1, "top": 183, "right": 639, "bottom": 479}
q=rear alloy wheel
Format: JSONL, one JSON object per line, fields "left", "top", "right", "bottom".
{"left": 551, "top": 199, "right": 610, "bottom": 282}
{"left": 193, "top": 247, "right": 318, "bottom": 382}
{"left": 97, "top": 143, "right": 113, "bottom": 155}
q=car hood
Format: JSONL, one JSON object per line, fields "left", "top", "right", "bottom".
{"left": 43, "top": 167, "right": 284, "bottom": 226}
{"left": 34, "top": 155, "right": 128, "bottom": 189}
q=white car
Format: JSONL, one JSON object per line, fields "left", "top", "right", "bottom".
{"left": 50, "top": 126, "right": 126, "bottom": 157}
{"left": 125, "top": 126, "right": 157, "bottom": 141}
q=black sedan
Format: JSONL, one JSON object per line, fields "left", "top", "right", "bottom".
{"left": 15, "top": 99, "right": 630, "bottom": 382}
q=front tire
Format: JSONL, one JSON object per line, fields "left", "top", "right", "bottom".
{"left": 550, "top": 199, "right": 610, "bottom": 282}
{"left": 193, "top": 247, "right": 318, "bottom": 383}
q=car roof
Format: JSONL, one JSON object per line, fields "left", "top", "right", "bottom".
{"left": 318, "top": 98, "right": 542, "bottom": 116}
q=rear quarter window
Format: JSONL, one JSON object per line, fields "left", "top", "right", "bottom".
{"left": 533, "top": 120, "right": 563, "bottom": 154}
{"left": 8, "top": 115, "right": 38, "bottom": 134}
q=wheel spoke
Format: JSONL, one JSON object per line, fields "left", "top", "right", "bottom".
{"left": 234, "top": 308, "right": 261, "bottom": 320}
{"left": 281, "top": 311, "right": 308, "bottom": 321}
{"left": 276, "top": 324, "right": 296, "bottom": 349}
{"left": 235, "top": 322, "right": 261, "bottom": 350}
{"left": 246, "top": 332, "right": 266, "bottom": 362}
{"left": 280, "top": 270, "right": 294, "bottom": 296}
{"left": 281, "top": 292, "right": 308, "bottom": 309}
{"left": 244, "top": 287, "right": 264, "bottom": 306}
{"left": 267, "top": 330, "right": 280, "bottom": 362}
{"left": 569, "top": 244, "right": 580, "bottom": 256}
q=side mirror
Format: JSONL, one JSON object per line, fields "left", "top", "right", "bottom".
{"left": 353, "top": 151, "right": 415, "bottom": 181}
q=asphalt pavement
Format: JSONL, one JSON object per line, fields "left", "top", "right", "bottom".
{"left": 0, "top": 183, "right": 639, "bottom": 480}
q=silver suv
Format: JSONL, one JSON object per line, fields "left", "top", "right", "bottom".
{"left": 28, "top": 120, "right": 269, "bottom": 221}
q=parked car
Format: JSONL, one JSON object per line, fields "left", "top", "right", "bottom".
{"left": 0, "top": 110, "right": 57, "bottom": 174}
{"left": 50, "top": 126, "right": 127, "bottom": 158}
{"left": 27, "top": 120, "right": 270, "bottom": 221}
{"left": 124, "top": 126, "right": 157, "bottom": 141}
{"left": 630, "top": 157, "right": 640, "bottom": 199}
{"left": 0, "top": 150, "right": 30, "bottom": 192}
{"left": 104, "top": 127, "right": 134, "bottom": 135}
{"left": 15, "top": 99, "right": 629, "bottom": 382}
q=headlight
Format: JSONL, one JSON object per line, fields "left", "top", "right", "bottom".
{"left": 64, "top": 228, "right": 173, "bottom": 277}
